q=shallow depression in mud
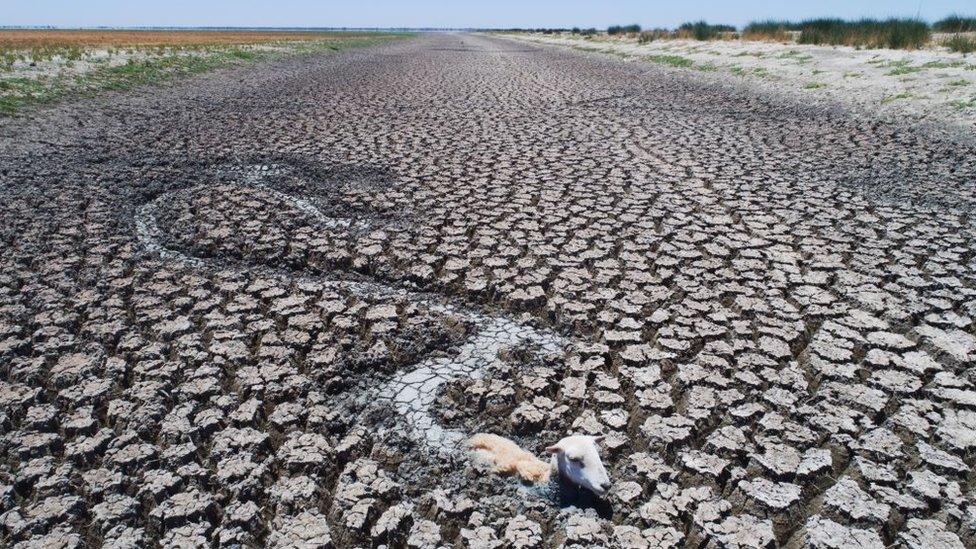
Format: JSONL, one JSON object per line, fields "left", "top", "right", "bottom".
{"left": 134, "top": 163, "right": 572, "bottom": 459}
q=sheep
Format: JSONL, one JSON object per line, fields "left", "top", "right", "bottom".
{"left": 467, "top": 433, "right": 612, "bottom": 496}
{"left": 468, "top": 433, "right": 552, "bottom": 483}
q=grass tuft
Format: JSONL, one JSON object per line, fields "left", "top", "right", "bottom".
{"left": 645, "top": 54, "right": 694, "bottom": 68}
{"left": 949, "top": 98, "right": 976, "bottom": 110}
{"left": 886, "top": 64, "right": 922, "bottom": 75}
{"left": 945, "top": 34, "right": 976, "bottom": 54}
{"left": 881, "top": 91, "right": 915, "bottom": 103}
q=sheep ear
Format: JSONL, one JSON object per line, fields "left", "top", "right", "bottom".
{"left": 545, "top": 444, "right": 561, "bottom": 454}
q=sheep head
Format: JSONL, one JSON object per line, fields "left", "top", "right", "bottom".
{"left": 546, "top": 434, "right": 612, "bottom": 497}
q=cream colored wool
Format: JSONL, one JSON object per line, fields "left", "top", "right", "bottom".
{"left": 467, "top": 433, "right": 552, "bottom": 483}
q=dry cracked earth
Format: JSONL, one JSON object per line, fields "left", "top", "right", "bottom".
{"left": 1, "top": 32, "right": 976, "bottom": 548}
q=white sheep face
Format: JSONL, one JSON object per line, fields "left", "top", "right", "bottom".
{"left": 546, "top": 435, "right": 611, "bottom": 496}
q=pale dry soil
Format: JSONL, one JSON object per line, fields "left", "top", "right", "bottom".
{"left": 509, "top": 32, "right": 976, "bottom": 136}
{"left": 1, "top": 33, "right": 975, "bottom": 548}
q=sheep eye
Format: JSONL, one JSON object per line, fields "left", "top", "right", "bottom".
{"left": 569, "top": 456, "right": 584, "bottom": 465}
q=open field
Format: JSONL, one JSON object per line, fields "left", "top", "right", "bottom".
{"left": 0, "top": 29, "right": 404, "bottom": 115}
{"left": 508, "top": 31, "right": 976, "bottom": 133}
{"left": 2, "top": 32, "right": 976, "bottom": 548}
{"left": 0, "top": 29, "right": 383, "bottom": 48}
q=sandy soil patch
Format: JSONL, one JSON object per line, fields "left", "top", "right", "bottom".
{"left": 507, "top": 33, "right": 976, "bottom": 135}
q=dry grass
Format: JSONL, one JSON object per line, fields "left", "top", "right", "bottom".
{"left": 0, "top": 29, "right": 378, "bottom": 49}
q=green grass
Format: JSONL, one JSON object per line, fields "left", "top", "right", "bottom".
{"left": 644, "top": 54, "right": 694, "bottom": 68}
{"left": 728, "top": 66, "right": 774, "bottom": 77}
{"left": 949, "top": 98, "right": 976, "bottom": 110}
{"left": 887, "top": 64, "right": 923, "bottom": 75}
{"left": 922, "top": 59, "right": 967, "bottom": 69}
{"left": 804, "top": 81, "right": 826, "bottom": 89}
{"left": 776, "top": 50, "right": 812, "bottom": 62}
{"left": 946, "top": 79, "right": 970, "bottom": 86}
{"left": 0, "top": 76, "right": 52, "bottom": 115}
{"left": 95, "top": 52, "right": 231, "bottom": 90}
{"left": 881, "top": 91, "right": 915, "bottom": 104}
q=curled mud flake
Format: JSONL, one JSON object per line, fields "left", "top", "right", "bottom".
{"left": 898, "top": 518, "right": 965, "bottom": 549}
{"left": 407, "top": 519, "right": 442, "bottom": 549}
{"left": 936, "top": 409, "right": 976, "bottom": 451}
{"left": 701, "top": 514, "right": 775, "bottom": 549}
{"left": 804, "top": 515, "right": 884, "bottom": 549}
{"left": 505, "top": 515, "right": 542, "bottom": 549}
{"left": 822, "top": 478, "right": 891, "bottom": 524}
{"left": 738, "top": 477, "right": 801, "bottom": 510}
{"left": 267, "top": 510, "right": 334, "bottom": 549}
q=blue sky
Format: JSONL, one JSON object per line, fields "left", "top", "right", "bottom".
{"left": 4, "top": 1, "right": 973, "bottom": 29}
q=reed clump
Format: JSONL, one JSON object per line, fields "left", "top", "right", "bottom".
{"left": 677, "top": 21, "right": 736, "bottom": 41}
{"left": 743, "top": 18, "right": 930, "bottom": 50}
{"left": 934, "top": 15, "right": 976, "bottom": 33}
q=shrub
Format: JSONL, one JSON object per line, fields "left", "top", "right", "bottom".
{"left": 638, "top": 29, "right": 672, "bottom": 43}
{"left": 945, "top": 34, "right": 976, "bottom": 54}
{"left": 677, "top": 21, "right": 737, "bottom": 41}
{"left": 934, "top": 15, "right": 976, "bottom": 33}
{"left": 608, "top": 24, "right": 641, "bottom": 35}
{"left": 797, "top": 18, "right": 930, "bottom": 50}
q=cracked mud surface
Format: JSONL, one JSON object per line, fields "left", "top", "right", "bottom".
{"left": 1, "top": 32, "right": 976, "bottom": 548}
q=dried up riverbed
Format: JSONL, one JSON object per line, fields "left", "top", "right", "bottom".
{"left": 1, "top": 33, "right": 975, "bottom": 548}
